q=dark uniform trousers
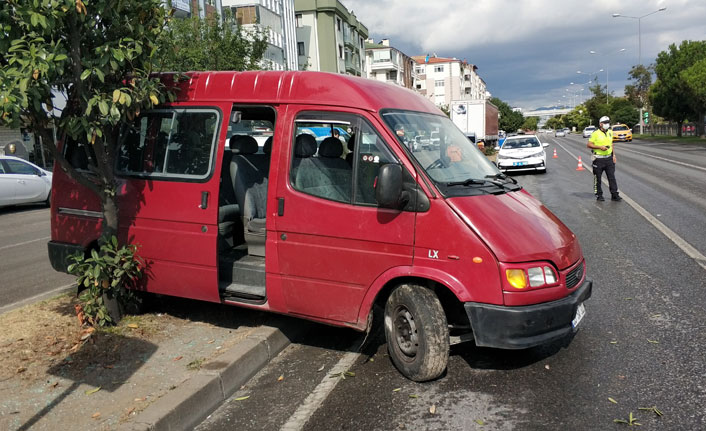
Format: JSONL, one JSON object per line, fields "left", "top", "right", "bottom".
{"left": 592, "top": 157, "right": 618, "bottom": 198}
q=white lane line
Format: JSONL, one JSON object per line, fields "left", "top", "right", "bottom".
{"left": 618, "top": 146, "right": 706, "bottom": 172}
{"left": 0, "top": 283, "right": 76, "bottom": 316}
{"left": 0, "top": 236, "right": 51, "bottom": 251}
{"left": 553, "top": 140, "right": 706, "bottom": 271}
{"left": 280, "top": 340, "right": 363, "bottom": 431}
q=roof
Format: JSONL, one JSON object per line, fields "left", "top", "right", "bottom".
{"left": 159, "top": 71, "right": 440, "bottom": 115}
{"left": 411, "top": 55, "right": 460, "bottom": 65}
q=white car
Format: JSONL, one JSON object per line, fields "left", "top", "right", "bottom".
{"left": 496, "top": 135, "right": 548, "bottom": 173}
{"left": 0, "top": 156, "right": 53, "bottom": 207}
{"left": 555, "top": 129, "right": 566, "bottom": 137}
{"left": 582, "top": 126, "right": 596, "bottom": 138}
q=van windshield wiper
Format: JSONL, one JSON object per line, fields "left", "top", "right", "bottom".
{"left": 485, "top": 173, "right": 517, "bottom": 184}
{"left": 446, "top": 178, "right": 500, "bottom": 187}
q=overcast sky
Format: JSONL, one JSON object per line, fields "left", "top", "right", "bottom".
{"left": 344, "top": 0, "right": 706, "bottom": 110}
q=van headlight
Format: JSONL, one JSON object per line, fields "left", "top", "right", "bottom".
{"left": 502, "top": 263, "right": 558, "bottom": 291}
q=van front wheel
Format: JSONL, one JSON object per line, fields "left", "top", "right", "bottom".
{"left": 384, "top": 284, "right": 449, "bottom": 382}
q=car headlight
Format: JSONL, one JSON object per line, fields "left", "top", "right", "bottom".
{"left": 502, "top": 263, "right": 559, "bottom": 291}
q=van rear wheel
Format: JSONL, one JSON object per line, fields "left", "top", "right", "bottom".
{"left": 384, "top": 284, "right": 449, "bottom": 382}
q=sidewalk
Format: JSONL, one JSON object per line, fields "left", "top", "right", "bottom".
{"left": 0, "top": 292, "right": 307, "bottom": 431}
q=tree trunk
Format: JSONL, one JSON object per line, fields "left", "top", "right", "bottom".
{"left": 698, "top": 112, "right": 705, "bottom": 138}
{"left": 677, "top": 121, "right": 683, "bottom": 137}
{"left": 101, "top": 193, "right": 119, "bottom": 240}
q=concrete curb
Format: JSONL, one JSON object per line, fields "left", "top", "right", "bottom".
{"left": 118, "top": 324, "right": 295, "bottom": 431}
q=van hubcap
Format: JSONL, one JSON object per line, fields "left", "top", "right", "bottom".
{"left": 394, "top": 307, "right": 418, "bottom": 357}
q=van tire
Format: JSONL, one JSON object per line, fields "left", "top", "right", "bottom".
{"left": 384, "top": 284, "right": 449, "bottom": 382}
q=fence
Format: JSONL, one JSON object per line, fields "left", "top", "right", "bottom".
{"left": 642, "top": 122, "right": 705, "bottom": 137}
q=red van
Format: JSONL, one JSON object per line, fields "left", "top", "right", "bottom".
{"left": 48, "top": 71, "right": 591, "bottom": 381}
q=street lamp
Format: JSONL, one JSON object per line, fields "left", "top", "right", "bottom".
{"left": 612, "top": 7, "right": 666, "bottom": 134}
{"left": 612, "top": 7, "right": 666, "bottom": 67}
{"left": 589, "top": 48, "right": 626, "bottom": 104}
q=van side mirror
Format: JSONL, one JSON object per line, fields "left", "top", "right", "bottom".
{"left": 376, "top": 164, "right": 407, "bottom": 209}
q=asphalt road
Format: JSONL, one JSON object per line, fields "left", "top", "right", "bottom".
{"left": 197, "top": 134, "right": 706, "bottom": 430}
{"left": 0, "top": 205, "right": 75, "bottom": 312}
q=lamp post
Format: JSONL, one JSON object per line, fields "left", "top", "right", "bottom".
{"left": 612, "top": 7, "right": 666, "bottom": 134}
{"left": 589, "top": 49, "right": 626, "bottom": 104}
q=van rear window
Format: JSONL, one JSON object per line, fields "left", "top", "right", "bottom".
{"left": 116, "top": 109, "right": 219, "bottom": 180}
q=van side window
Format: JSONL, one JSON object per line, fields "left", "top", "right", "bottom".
{"left": 352, "top": 121, "right": 397, "bottom": 205}
{"left": 63, "top": 137, "right": 94, "bottom": 171}
{"left": 291, "top": 113, "right": 354, "bottom": 203}
{"left": 116, "top": 109, "right": 219, "bottom": 180}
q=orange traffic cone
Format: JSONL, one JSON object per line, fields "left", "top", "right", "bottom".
{"left": 552, "top": 148, "right": 558, "bottom": 159}
{"left": 576, "top": 156, "right": 585, "bottom": 171}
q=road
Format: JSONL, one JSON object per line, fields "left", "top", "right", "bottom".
{"left": 0, "top": 205, "right": 75, "bottom": 312}
{"left": 197, "top": 134, "right": 706, "bottom": 430}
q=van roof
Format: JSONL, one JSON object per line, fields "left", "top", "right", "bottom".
{"left": 159, "top": 71, "right": 441, "bottom": 115}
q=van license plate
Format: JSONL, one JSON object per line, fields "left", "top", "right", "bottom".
{"left": 572, "top": 302, "right": 586, "bottom": 328}
{"left": 512, "top": 161, "right": 527, "bottom": 166}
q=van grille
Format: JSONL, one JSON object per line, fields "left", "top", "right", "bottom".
{"left": 565, "top": 262, "right": 584, "bottom": 289}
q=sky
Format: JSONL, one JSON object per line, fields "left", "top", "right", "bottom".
{"left": 343, "top": 0, "right": 706, "bottom": 111}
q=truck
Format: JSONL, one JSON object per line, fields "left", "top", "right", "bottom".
{"left": 450, "top": 99, "right": 499, "bottom": 148}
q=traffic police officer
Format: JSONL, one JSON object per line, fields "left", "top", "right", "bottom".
{"left": 587, "top": 116, "right": 622, "bottom": 201}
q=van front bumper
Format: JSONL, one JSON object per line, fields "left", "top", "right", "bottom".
{"left": 48, "top": 241, "right": 85, "bottom": 273}
{"left": 464, "top": 279, "right": 592, "bottom": 349}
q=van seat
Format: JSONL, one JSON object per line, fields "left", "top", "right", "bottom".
{"left": 294, "top": 136, "right": 351, "bottom": 202}
{"left": 230, "top": 135, "right": 269, "bottom": 256}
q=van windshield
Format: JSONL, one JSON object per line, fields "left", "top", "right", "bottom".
{"left": 380, "top": 110, "right": 499, "bottom": 186}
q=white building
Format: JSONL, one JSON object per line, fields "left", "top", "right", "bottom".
{"left": 222, "top": 0, "right": 298, "bottom": 71}
{"left": 364, "top": 39, "right": 416, "bottom": 89}
{"left": 411, "top": 55, "right": 488, "bottom": 108}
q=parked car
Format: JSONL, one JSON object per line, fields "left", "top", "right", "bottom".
{"left": 611, "top": 124, "right": 633, "bottom": 142}
{"left": 555, "top": 129, "right": 566, "bottom": 137}
{"left": 496, "top": 135, "right": 549, "bottom": 173}
{"left": 48, "top": 71, "right": 591, "bottom": 382}
{"left": 582, "top": 126, "right": 596, "bottom": 138}
{"left": 0, "top": 156, "right": 53, "bottom": 208}
{"left": 428, "top": 130, "right": 441, "bottom": 149}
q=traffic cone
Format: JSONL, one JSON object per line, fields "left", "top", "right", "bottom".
{"left": 576, "top": 156, "right": 585, "bottom": 171}
{"left": 552, "top": 148, "right": 558, "bottom": 159}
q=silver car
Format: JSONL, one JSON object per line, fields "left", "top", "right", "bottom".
{"left": 0, "top": 156, "right": 53, "bottom": 207}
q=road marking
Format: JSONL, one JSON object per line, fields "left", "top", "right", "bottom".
{"left": 553, "top": 140, "right": 706, "bottom": 271}
{"left": 0, "top": 236, "right": 51, "bottom": 251}
{"left": 0, "top": 283, "right": 76, "bottom": 316}
{"left": 280, "top": 338, "right": 363, "bottom": 431}
{"left": 618, "top": 146, "right": 706, "bottom": 172}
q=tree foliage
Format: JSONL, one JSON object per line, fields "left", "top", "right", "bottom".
{"left": 156, "top": 10, "right": 269, "bottom": 72}
{"left": 650, "top": 40, "right": 706, "bottom": 136}
{"left": 1, "top": 0, "right": 171, "bottom": 236}
{"left": 562, "top": 105, "right": 591, "bottom": 131}
{"left": 521, "top": 116, "right": 538, "bottom": 131}
{"left": 624, "top": 64, "right": 652, "bottom": 109}
{"left": 490, "top": 97, "right": 524, "bottom": 132}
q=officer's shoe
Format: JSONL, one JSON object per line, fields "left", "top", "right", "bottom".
{"left": 611, "top": 194, "right": 622, "bottom": 202}
{"left": 596, "top": 195, "right": 605, "bottom": 201}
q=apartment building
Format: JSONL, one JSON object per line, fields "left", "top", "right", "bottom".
{"left": 222, "top": 0, "right": 297, "bottom": 71}
{"left": 364, "top": 39, "right": 416, "bottom": 89}
{"left": 412, "top": 55, "right": 488, "bottom": 108}
{"left": 294, "top": 0, "right": 368, "bottom": 76}
{"left": 169, "top": 0, "right": 222, "bottom": 19}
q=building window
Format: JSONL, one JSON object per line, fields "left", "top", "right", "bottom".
{"left": 295, "top": 13, "right": 302, "bottom": 27}
{"left": 336, "top": 17, "right": 342, "bottom": 32}
{"left": 434, "top": 65, "right": 444, "bottom": 73}
{"left": 297, "top": 42, "right": 305, "bottom": 56}
{"left": 416, "top": 84, "right": 422, "bottom": 89}
{"left": 339, "top": 45, "right": 343, "bottom": 59}
{"left": 435, "top": 80, "right": 444, "bottom": 87}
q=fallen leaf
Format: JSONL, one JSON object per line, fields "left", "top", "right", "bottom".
{"left": 651, "top": 314, "right": 662, "bottom": 318}
{"left": 134, "top": 397, "right": 146, "bottom": 402}
{"left": 392, "top": 388, "right": 401, "bottom": 392}
{"left": 610, "top": 341, "right": 618, "bottom": 344}
{"left": 16, "top": 367, "right": 27, "bottom": 374}
{"left": 173, "top": 356, "right": 183, "bottom": 361}
{"left": 624, "top": 297, "right": 633, "bottom": 300}
{"left": 609, "top": 397, "right": 618, "bottom": 404}
{"left": 647, "top": 339, "right": 659, "bottom": 344}
{"left": 103, "top": 364, "right": 114, "bottom": 369}
{"left": 234, "top": 395, "right": 250, "bottom": 401}
{"left": 317, "top": 365, "right": 325, "bottom": 372}
{"left": 207, "top": 339, "right": 215, "bottom": 344}
{"left": 345, "top": 371, "right": 355, "bottom": 377}
{"left": 618, "top": 375, "right": 626, "bottom": 380}
{"left": 126, "top": 407, "right": 135, "bottom": 415}
{"left": 409, "top": 394, "right": 418, "bottom": 399}
{"left": 429, "top": 405, "right": 436, "bottom": 414}
{"left": 91, "top": 412, "right": 101, "bottom": 419}
{"left": 544, "top": 364, "right": 550, "bottom": 370}
{"left": 85, "top": 386, "right": 101, "bottom": 395}
{"left": 475, "top": 419, "right": 485, "bottom": 425}
{"left": 51, "top": 381, "right": 59, "bottom": 388}
{"left": 277, "top": 375, "right": 284, "bottom": 382}
{"left": 127, "top": 323, "right": 138, "bottom": 329}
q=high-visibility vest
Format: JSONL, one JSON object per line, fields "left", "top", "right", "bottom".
{"left": 590, "top": 129, "right": 613, "bottom": 156}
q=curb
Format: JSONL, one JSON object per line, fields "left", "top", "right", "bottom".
{"left": 118, "top": 323, "right": 296, "bottom": 431}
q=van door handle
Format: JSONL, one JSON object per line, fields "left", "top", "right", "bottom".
{"left": 199, "top": 191, "right": 209, "bottom": 209}
{"left": 277, "top": 197, "right": 285, "bottom": 216}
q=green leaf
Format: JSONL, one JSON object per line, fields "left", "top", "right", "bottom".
{"left": 80, "top": 69, "right": 91, "bottom": 80}
{"left": 94, "top": 68, "right": 105, "bottom": 83}
{"left": 85, "top": 386, "right": 101, "bottom": 395}
{"left": 98, "top": 101, "right": 109, "bottom": 116}
{"left": 233, "top": 395, "right": 250, "bottom": 401}
{"left": 609, "top": 397, "right": 618, "bottom": 404}
{"left": 54, "top": 54, "right": 68, "bottom": 61}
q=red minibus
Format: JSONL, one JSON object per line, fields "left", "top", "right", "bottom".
{"left": 49, "top": 71, "right": 591, "bottom": 381}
